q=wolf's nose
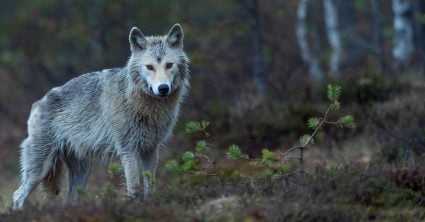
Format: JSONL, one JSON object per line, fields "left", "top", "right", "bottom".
{"left": 158, "top": 84, "right": 170, "bottom": 96}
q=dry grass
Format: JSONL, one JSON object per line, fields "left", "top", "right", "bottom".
{"left": 2, "top": 160, "right": 425, "bottom": 221}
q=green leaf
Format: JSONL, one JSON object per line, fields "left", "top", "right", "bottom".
{"left": 263, "top": 169, "right": 275, "bottom": 179}
{"left": 261, "top": 148, "right": 278, "bottom": 167}
{"left": 107, "top": 161, "right": 122, "bottom": 175}
{"left": 165, "top": 159, "right": 180, "bottom": 172}
{"left": 185, "top": 120, "right": 210, "bottom": 134}
{"left": 279, "top": 164, "right": 289, "bottom": 175}
{"left": 195, "top": 140, "right": 208, "bottom": 153}
{"left": 143, "top": 170, "right": 154, "bottom": 183}
{"left": 181, "top": 151, "right": 198, "bottom": 171}
{"left": 182, "top": 151, "right": 195, "bottom": 162}
{"left": 299, "top": 134, "right": 311, "bottom": 147}
{"left": 102, "top": 181, "right": 116, "bottom": 193}
{"left": 230, "top": 170, "right": 242, "bottom": 180}
{"left": 327, "top": 84, "right": 342, "bottom": 102}
{"left": 182, "top": 159, "right": 197, "bottom": 171}
{"left": 185, "top": 121, "right": 200, "bottom": 134}
{"left": 341, "top": 115, "right": 355, "bottom": 128}
{"left": 226, "top": 144, "right": 245, "bottom": 160}
{"left": 307, "top": 118, "right": 320, "bottom": 129}
{"left": 200, "top": 120, "right": 210, "bottom": 130}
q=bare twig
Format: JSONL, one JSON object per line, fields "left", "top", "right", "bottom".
{"left": 184, "top": 171, "right": 217, "bottom": 176}
{"left": 195, "top": 153, "right": 217, "bottom": 175}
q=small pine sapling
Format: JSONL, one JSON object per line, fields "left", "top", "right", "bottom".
{"left": 224, "top": 84, "right": 355, "bottom": 179}
{"left": 166, "top": 84, "right": 355, "bottom": 182}
{"left": 165, "top": 120, "right": 216, "bottom": 177}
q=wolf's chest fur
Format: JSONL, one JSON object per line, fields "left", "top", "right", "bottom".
{"left": 126, "top": 98, "right": 178, "bottom": 150}
{"left": 103, "top": 79, "right": 181, "bottom": 152}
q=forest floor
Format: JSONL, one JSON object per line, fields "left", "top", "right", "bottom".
{"left": 1, "top": 159, "right": 425, "bottom": 221}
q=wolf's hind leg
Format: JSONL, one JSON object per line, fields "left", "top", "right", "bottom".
{"left": 13, "top": 138, "right": 55, "bottom": 210}
{"left": 40, "top": 159, "right": 63, "bottom": 205}
{"left": 64, "top": 154, "right": 91, "bottom": 204}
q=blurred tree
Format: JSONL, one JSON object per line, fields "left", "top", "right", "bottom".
{"left": 246, "top": 0, "right": 269, "bottom": 96}
{"left": 413, "top": 0, "right": 425, "bottom": 71}
{"left": 369, "top": 0, "right": 386, "bottom": 74}
{"left": 392, "top": 0, "right": 414, "bottom": 70}
{"left": 296, "top": 0, "right": 324, "bottom": 80}
{"left": 323, "top": 0, "right": 341, "bottom": 77}
{"left": 336, "top": 1, "right": 358, "bottom": 68}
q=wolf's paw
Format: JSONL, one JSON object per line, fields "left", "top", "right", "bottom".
{"left": 125, "top": 190, "right": 143, "bottom": 202}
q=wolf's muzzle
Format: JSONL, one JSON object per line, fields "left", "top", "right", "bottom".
{"left": 157, "top": 84, "right": 170, "bottom": 97}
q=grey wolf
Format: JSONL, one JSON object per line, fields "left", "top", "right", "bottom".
{"left": 13, "top": 23, "right": 190, "bottom": 209}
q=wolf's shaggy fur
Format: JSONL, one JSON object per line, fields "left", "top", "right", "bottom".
{"left": 13, "top": 24, "right": 190, "bottom": 209}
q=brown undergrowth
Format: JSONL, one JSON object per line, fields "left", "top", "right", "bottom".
{"left": 2, "top": 161, "right": 425, "bottom": 222}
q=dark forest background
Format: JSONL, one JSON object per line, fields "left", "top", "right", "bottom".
{"left": 0, "top": 0, "right": 425, "bottom": 219}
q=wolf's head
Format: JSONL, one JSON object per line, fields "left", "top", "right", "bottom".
{"left": 127, "top": 24, "right": 189, "bottom": 99}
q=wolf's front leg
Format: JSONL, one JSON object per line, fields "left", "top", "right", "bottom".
{"left": 141, "top": 148, "right": 158, "bottom": 200}
{"left": 120, "top": 153, "right": 140, "bottom": 197}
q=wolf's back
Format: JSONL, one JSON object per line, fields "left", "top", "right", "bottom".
{"left": 30, "top": 69, "right": 122, "bottom": 156}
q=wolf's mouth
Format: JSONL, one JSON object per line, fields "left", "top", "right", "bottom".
{"left": 148, "top": 86, "right": 172, "bottom": 99}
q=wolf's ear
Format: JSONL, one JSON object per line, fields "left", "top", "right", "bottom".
{"left": 129, "top": 27, "right": 147, "bottom": 51}
{"left": 166, "top": 23, "right": 184, "bottom": 48}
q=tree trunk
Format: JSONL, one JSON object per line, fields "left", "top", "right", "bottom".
{"left": 369, "top": 0, "right": 387, "bottom": 74}
{"left": 413, "top": 0, "right": 425, "bottom": 72}
{"left": 296, "top": 0, "right": 323, "bottom": 81}
{"left": 323, "top": 0, "right": 341, "bottom": 77}
{"left": 247, "top": 0, "right": 268, "bottom": 96}
{"left": 392, "top": 0, "right": 414, "bottom": 69}
{"left": 336, "top": 1, "right": 359, "bottom": 68}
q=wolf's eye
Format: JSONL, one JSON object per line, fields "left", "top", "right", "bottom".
{"left": 166, "top": 63, "right": 173, "bottom": 69}
{"left": 146, "top": 65, "right": 154, "bottom": 71}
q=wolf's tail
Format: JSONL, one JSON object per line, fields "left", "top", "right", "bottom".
{"left": 41, "top": 157, "right": 63, "bottom": 196}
